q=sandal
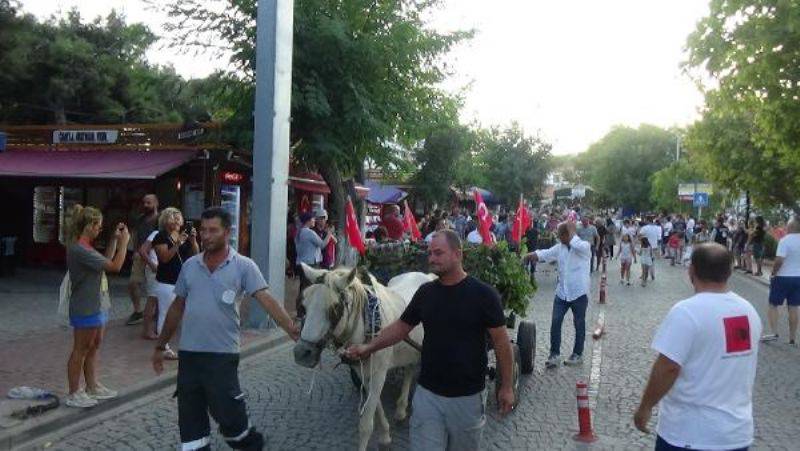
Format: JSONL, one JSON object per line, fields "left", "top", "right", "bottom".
{"left": 163, "top": 349, "right": 179, "bottom": 360}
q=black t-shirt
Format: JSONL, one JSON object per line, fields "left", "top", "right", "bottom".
{"left": 751, "top": 226, "right": 766, "bottom": 245}
{"left": 525, "top": 227, "right": 539, "bottom": 251}
{"left": 400, "top": 275, "right": 505, "bottom": 397}
{"left": 152, "top": 231, "right": 193, "bottom": 285}
{"left": 713, "top": 225, "right": 730, "bottom": 245}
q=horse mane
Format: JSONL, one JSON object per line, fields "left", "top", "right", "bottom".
{"left": 321, "top": 268, "right": 369, "bottom": 319}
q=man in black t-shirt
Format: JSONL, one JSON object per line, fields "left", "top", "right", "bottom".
{"left": 346, "top": 230, "right": 514, "bottom": 450}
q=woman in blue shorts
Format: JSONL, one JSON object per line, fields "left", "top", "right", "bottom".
{"left": 64, "top": 205, "right": 130, "bottom": 408}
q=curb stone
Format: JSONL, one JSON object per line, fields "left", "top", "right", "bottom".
{"left": 0, "top": 331, "right": 290, "bottom": 451}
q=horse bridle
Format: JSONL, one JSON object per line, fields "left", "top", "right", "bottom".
{"left": 299, "top": 285, "right": 357, "bottom": 352}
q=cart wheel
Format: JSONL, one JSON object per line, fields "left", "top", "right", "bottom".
{"left": 517, "top": 320, "right": 536, "bottom": 374}
{"left": 496, "top": 344, "right": 521, "bottom": 409}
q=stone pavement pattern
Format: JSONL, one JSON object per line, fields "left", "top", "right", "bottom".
{"left": 0, "top": 269, "right": 298, "bottom": 402}
{"left": 17, "top": 257, "right": 800, "bottom": 450}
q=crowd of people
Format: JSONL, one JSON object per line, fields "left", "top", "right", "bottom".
{"left": 61, "top": 191, "right": 799, "bottom": 450}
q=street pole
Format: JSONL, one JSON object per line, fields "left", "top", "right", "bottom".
{"left": 249, "top": 0, "right": 295, "bottom": 328}
{"left": 676, "top": 135, "right": 681, "bottom": 162}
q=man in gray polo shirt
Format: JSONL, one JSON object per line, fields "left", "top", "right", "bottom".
{"left": 153, "top": 207, "right": 299, "bottom": 450}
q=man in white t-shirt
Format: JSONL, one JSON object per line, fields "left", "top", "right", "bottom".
{"left": 762, "top": 218, "right": 800, "bottom": 345}
{"left": 634, "top": 243, "right": 761, "bottom": 450}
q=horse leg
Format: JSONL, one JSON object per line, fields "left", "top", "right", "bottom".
{"left": 394, "top": 365, "right": 415, "bottom": 422}
{"left": 374, "top": 399, "right": 392, "bottom": 449}
{"left": 358, "top": 363, "right": 388, "bottom": 451}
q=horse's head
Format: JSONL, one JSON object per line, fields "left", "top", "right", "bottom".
{"left": 293, "top": 263, "right": 362, "bottom": 368}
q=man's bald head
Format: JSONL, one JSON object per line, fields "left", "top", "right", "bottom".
{"left": 690, "top": 243, "right": 733, "bottom": 283}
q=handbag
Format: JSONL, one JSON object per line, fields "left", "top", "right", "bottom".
{"left": 58, "top": 272, "right": 71, "bottom": 321}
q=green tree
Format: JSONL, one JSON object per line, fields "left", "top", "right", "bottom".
{"left": 476, "top": 124, "right": 552, "bottom": 206}
{"left": 577, "top": 124, "right": 675, "bottom": 211}
{"left": 157, "top": 0, "right": 471, "bottom": 237}
{"left": 412, "top": 126, "right": 472, "bottom": 209}
{"left": 684, "top": 0, "right": 800, "bottom": 214}
{"left": 0, "top": 5, "right": 215, "bottom": 124}
{"left": 649, "top": 160, "right": 724, "bottom": 215}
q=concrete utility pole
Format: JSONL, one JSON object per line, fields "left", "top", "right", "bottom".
{"left": 249, "top": 0, "right": 295, "bottom": 328}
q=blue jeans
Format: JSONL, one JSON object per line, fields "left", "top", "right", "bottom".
{"left": 549, "top": 295, "right": 588, "bottom": 357}
{"left": 656, "top": 435, "right": 747, "bottom": 451}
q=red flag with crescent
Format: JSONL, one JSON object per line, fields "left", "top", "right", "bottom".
{"left": 512, "top": 194, "right": 530, "bottom": 243}
{"left": 403, "top": 200, "right": 422, "bottom": 241}
{"left": 473, "top": 189, "right": 494, "bottom": 245}
{"left": 345, "top": 198, "right": 366, "bottom": 256}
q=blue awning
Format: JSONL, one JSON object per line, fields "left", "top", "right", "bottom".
{"left": 365, "top": 181, "right": 408, "bottom": 204}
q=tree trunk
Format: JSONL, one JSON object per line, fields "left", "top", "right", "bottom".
{"left": 317, "top": 161, "right": 349, "bottom": 265}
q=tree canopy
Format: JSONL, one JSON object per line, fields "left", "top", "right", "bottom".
{"left": 0, "top": 3, "right": 216, "bottom": 124}
{"left": 576, "top": 124, "right": 676, "bottom": 211}
{"left": 158, "top": 0, "right": 470, "bottom": 220}
{"left": 684, "top": 0, "right": 800, "bottom": 214}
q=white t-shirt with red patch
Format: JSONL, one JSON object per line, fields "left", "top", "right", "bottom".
{"left": 652, "top": 291, "right": 761, "bottom": 450}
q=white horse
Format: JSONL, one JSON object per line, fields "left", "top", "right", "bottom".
{"left": 293, "top": 264, "right": 434, "bottom": 451}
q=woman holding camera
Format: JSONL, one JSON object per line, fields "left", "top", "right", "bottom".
{"left": 152, "top": 207, "right": 199, "bottom": 359}
{"left": 65, "top": 205, "right": 130, "bottom": 408}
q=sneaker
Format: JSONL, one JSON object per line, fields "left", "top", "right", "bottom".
{"left": 564, "top": 354, "right": 583, "bottom": 366}
{"left": 626, "top": 281, "right": 631, "bottom": 286}
{"left": 789, "top": 340, "right": 797, "bottom": 347}
{"left": 545, "top": 355, "right": 561, "bottom": 369}
{"left": 65, "top": 390, "right": 99, "bottom": 408}
{"left": 86, "top": 383, "right": 118, "bottom": 400}
{"left": 760, "top": 334, "right": 779, "bottom": 342}
{"left": 125, "top": 311, "right": 144, "bottom": 326}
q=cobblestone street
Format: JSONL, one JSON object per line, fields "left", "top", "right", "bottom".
{"left": 18, "top": 257, "right": 800, "bottom": 450}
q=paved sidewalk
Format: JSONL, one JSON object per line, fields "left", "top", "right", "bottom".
{"left": 0, "top": 268, "right": 300, "bottom": 450}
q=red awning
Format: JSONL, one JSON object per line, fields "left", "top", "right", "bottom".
{"left": 0, "top": 149, "right": 197, "bottom": 179}
{"left": 289, "top": 173, "right": 331, "bottom": 194}
{"left": 289, "top": 171, "right": 370, "bottom": 198}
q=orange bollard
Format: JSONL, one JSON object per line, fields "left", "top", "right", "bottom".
{"left": 598, "top": 273, "right": 607, "bottom": 304}
{"left": 593, "top": 311, "right": 605, "bottom": 340}
{"left": 574, "top": 380, "right": 598, "bottom": 443}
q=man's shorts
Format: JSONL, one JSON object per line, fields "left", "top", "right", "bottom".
{"left": 768, "top": 276, "right": 800, "bottom": 306}
{"left": 129, "top": 253, "right": 146, "bottom": 284}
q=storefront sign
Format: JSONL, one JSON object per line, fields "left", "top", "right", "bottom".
{"left": 53, "top": 130, "right": 118, "bottom": 144}
{"left": 177, "top": 128, "right": 205, "bottom": 140}
{"left": 221, "top": 171, "right": 245, "bottom": 184}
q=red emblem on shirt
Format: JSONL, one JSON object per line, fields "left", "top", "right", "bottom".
{"left": 723, "top": 315, "right": 751, "bottom": 353}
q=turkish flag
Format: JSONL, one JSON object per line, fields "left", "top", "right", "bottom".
{"left": 403, "top": 200, "right": 422, "bottom": 241}
{"left": 345, "top": 198, "right": 366, "bottom": 256}
{"left": 473, "top": 189, "right": 494, "bottom": 245}
{"left": 511, "top": 194, "right": 530, "bottom": 243}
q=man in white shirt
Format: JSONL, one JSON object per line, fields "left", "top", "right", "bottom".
{"left": 525, "top": 221, "right": 592, "bottom": 368}
{"left": 634, "top": 243, "right": 761, "bottom": 450}
{"left": 762, "top": 218, "right": 800, "bottom": 345}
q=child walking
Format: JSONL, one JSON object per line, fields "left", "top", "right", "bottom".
{"left": 640, "top": 237, "right": 654, "bottom": 287}
{"left": 667, "top": 231, "right": 681, "bottom": 266}
{"left": 619, "top": 233, "right": 637, "bottom": 286}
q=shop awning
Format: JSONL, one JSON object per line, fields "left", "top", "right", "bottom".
{"left": 0, "top": 149, "right": 197, "bottom": 179}
{"left": 365, "top": 181, "right": 407, "bottom": 204}
{"left": 289, "top": 173, "right": 331, "bottom": 194}
{"left": 289, "top": 172, "right": 370, "bottom": 199}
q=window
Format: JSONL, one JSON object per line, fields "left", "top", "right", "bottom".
{"left": 33, "top": 186, "right": 58, "bottom": 243}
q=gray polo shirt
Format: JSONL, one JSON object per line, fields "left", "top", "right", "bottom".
{"left": 174, "top": 248, "right": 268, "bottom": 354}
{"left": 576, "top": 224, "right": 598, "bottom": 244}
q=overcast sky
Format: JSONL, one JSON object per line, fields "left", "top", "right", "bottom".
{"left": 21, "top": 0, "right": 709, "bottom": 155}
